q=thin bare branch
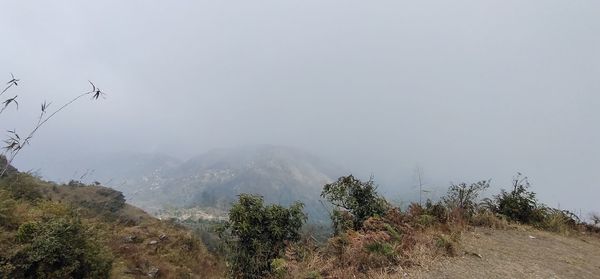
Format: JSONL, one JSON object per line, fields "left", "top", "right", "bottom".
{"left": 1, "top": 81, "right": 105, "bottom": 176}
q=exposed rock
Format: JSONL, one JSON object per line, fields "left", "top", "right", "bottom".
{"left": 148, "top": 240, "right": 158, "bottom": 245}
{"left": 147, "top": 267, "right": 159, "bottom": 278}
{"left": 465, "top": 251, "right": 483, "bottom": 258}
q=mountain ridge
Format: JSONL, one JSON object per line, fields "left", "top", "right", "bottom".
{"left": 33, "top": 145, "right": 346, "bottom": 223}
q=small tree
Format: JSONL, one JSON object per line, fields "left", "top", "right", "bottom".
{"left": 321, "top": 175, "right": 388, "bottom": 233}
{"left": 2, "top": 205, "right": 112, "bottom": 278}
{"left": 218, "top": 194, "right": 306, "bottom": 278}
{"left": 444, "top": 180, "right": 490, "bottom": 218}
{"left": 494, "top": 173, "right": 543, "bottom": 224}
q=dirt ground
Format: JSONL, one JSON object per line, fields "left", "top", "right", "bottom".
{"left": 409, "top": 226, "right": 600, "bottom": 279}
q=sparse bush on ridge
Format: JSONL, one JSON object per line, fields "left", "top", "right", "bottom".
{"left": 476, "top": 173, "right": 588, "bottom": 234}
{"left": 492, "top": 173, "right": 543, "bottom": 224}
{"left": 444, "top": 180, "right": 490, "bottom": 220}
{"left": 275, "top": 173, "right": 600, "bottom": 278}
{"left": 321, "top": 175, "right": 389, "bottom": 234}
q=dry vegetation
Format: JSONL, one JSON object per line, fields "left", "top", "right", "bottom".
{"left": 253, "top": 175, "right": 600, "bottom": 279}
{"left": 276, "top": 207, "right": 466, "bottom": 278}
{"left": 2, "top": 162, "right": 599, "bottom": 278}
{"left": 0, "top": 168, "right": 224, "bottom": 278}
{"left": 271, "top": 207, "right": 600, "bottom": 279}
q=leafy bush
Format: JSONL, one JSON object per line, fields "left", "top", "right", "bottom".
{"left": 493, "top": 174, "right": 543, "bottom": 224}
{"left": 443, "top": 180, "right": 489, "bottom": 219}
{"left": 270, "top": 258, "right": 287, "bottom": 278}
{"left": 330, "top": 209, "right": 354, "bottom": 235}
{"left": 218, "top": 194, "right": 306, "bottom": 278}
{"left": 321, "top": 175, "right": 389, "bottom": 233}
{"left": 423, "top": 199, "right": 448, "bottom": 223}
{"left": 1, "top": 214, "right": 112, "bottom": 278}
{"left": 365, "top": 242, "right": 395, "bottom": 257}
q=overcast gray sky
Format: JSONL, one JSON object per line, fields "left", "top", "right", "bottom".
{"left": 1, "top": 1, "right": 599, "bottom": 215}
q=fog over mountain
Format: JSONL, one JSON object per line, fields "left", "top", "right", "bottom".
{"left": 1, "top": 1, "right": 599, "bottom": 216}
{"left": 32, "top": 145, "right": 346, "bottom": 222}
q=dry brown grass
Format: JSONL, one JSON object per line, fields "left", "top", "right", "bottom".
{"left": 280, "top": 208, "right": 468, "bottom": 279}
{"left": 471, "top": 211, "right": 510, "bottom": 229}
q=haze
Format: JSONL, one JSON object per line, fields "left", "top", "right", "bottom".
{"left": 1, "top": 1, "right": 599, "bottom": 215}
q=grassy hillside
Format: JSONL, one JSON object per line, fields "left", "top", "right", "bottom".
{"left": 2, "top": 160, "right": 599, "bottom": 279}
{"left": 0, "top": 168, "right": 223, "bottom": 278}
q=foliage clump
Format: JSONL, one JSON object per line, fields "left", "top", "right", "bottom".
{"left": 321, "top": 175, "right": 389, "bottom": 234}
{"left": 218, "top": 194, "right": 306, "bottom": 278}
{"left": 492, "top": 174, "right": 544, "bottom": 224}
{"left": 444, "top": 180, "right": 489, "bottom": 219}
{"left": 0, "top": 203, "right": 112, "bottom": 278}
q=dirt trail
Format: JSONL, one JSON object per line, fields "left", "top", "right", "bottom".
{"left": 411, "top": 227, "right": 600, "bottom": 279}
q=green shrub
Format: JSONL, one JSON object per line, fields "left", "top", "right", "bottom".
{"left": 270, "top": 258, "right": 287, "bottom": 278}
{"left": 417, "top": 214, "right": 437, "bottom": 227}
{"left": 423, "top": 199, "right": 448, "bottom": 222}
{"left": 330, "top": 209, "right": 354, "bottom": 235}
{"left": 365, "top": 242, "right": 395, "bottom": 257}
{"left": 443, "top": 180, "right": 489, "bottom": 219}
{"left": 493, "top": 173, "right": 543, "bottom": 224}
{"left": 383, "top": 223, "right": 401, "bottom": 241}
{"left": 218, "top": 194, "right": 306, "bottom": 279}
{"left": 321, "top": 175, "right": 389, "bottom": 233}
{"left": 2, "top": 215, "right": 112, "bottom": 278}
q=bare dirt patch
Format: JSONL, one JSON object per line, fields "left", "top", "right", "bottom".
{"left": 409, "top": 227, "right": 600, "bottom": 279}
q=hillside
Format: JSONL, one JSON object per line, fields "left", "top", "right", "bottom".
{"left": 34, "top": 145, "right": 346, "bottom": 223}
{"left": 159, "top": 145, "right": 343, "bottom": 221}
{"left": 0, "top": 162, "right": 223, "bottom": 278}
{"left": 3, "top": 157, "right": 600, "bottom": 278}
